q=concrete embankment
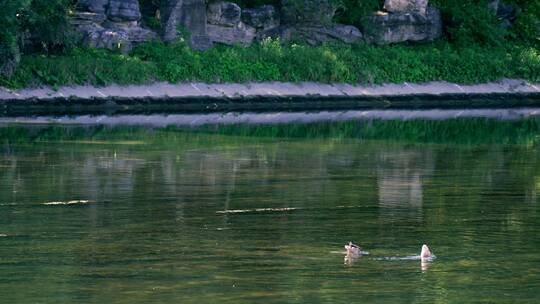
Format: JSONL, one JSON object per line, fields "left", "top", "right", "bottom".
{"left": 1, "top": 79, "right": 540, "bottom": 115}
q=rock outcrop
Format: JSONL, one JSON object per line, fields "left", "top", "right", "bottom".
{"left": 160, "top": 0, "right": 213, "bottom": 50}
{"left": 181, "top": 0, "right": 213, "bottom": 50}
{"left": 160, "top": 0, "right": 184, "bottom": 43}
{"left": 76, "top": 0, "right": 108, "bottom": 14}
{"left": 242, "top": 5, "right": 280, "bottom": 31}
{"left": 70, "top": 0, "right": 447, "bottom": 50}
{"left": 72, "top": 0, "right": 156, "bottom": 52}
{"left": 258, "top": 0, "right": 362, "bottom": 45}
{"left": 207, "top": 1, "right": 241, "bottom": 27}
{"left": 107, "top": 0, "right": 142, "bottom": 22}
{"left": 384, "top": 0, "right": 428, "bottom": 16}
{"left": 363, "top": 1, "right": 442, "bottom": 44}
{"left": 261, "top": 24, "right": 362, "bottom": 45}
{"left": 206, "top": 1, "right": 256, "bottom": 46}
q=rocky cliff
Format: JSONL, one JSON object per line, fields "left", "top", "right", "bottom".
{"left": 70, "top": 0, "right": 518, "bottom": 51}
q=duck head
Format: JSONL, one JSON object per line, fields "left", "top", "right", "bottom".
{"left": 421, "top": 244, "right": 432, "bottom": 259}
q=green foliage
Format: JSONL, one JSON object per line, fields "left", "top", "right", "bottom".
{"left": 508, "top": 0, "right": 540, "bottom": 45}
{"left": 5, "top": 48, "right": 157, "bottom": 88}
{"left": 0, "top": 0, "right": 31, "bottom": 76}
{"left": 0, "top": 0, "right": 75, "bottom": 77}
{"left": 509, "top": 46, "right": 540, "bottom": 81}
{"left": 431, "top": 0, "right": 507, "bottom": 47}
{"left": 3, "top": 38, "right": 539, "bottom": 88}
{"left": 21, "top": 0, "right": 76, "bottom": 53}
{"left": 334, "top": 0, "right": 383, "bottom": 27}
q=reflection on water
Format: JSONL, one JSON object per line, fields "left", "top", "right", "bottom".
{"left": 0, "top": 122, "right": 539, "bottom": 303}
{"left": 378, "top": 150, "right": 434, "bottom": 222}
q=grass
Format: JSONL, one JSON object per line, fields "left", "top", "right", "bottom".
{"left": 1, "top": 39, "right": 539, "bottom": 89}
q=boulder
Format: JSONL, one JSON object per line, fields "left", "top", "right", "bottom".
{"left": 180, "top": 0, "right": 212, "bottom": 50}
{"left": 489, "top": 0, "right": 520, "bottom": 29}
{"left": 160, "top": 0, "right": 212, "bottom": 50}
{"left": 242, "top": 5, "right": 280, "bottom": 30}
{"left": 259, "top": 0, "right": 361, "bottom": 45}
{"left": 260, "top": 24, "right": 362, "bottom": 45}
{"left": 206, "top": 1, "right": 257, "bottom": 46}
{"left": 160, "top": 0, "right": 184, "bottom": 43}
{"left": 207, "top": 22, "right": 256, "bottom": 46}
{"left": 363, "top": 6, "right": 442, "bottom": 44}
{"left": 71, "top": 0, "right": 157, "bottom": 53}
{"left": 384, "top": 0, "right": 428, "bottom": 15}
{"left": 76, "top": 0, "right": 108, "bottom": 14}
{"left": 280, "top": 0, "right": 339, "bottom": 25}
{"left": 76, "top": 22, "right": 156, "bottom": 53}
{"left": 327, "top": 24, "right": 363, "bottom": 44}
{"left": 70, "top": 11, "right": 107, "bottom": 26}
{"left": 82, "top": 25, "right": 131, "bottom": 52}
{"left": 207, "top": 1, "right": 241, "bottom": 27}
{"left": 107, "top": 0, "right": 142, "bottom": 22}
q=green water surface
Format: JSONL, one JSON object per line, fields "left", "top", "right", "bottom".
{"left": 0, "top": 120, "right": 539, "bottom": 303}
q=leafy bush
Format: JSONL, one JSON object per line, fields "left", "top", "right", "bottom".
{"left": 508, "top": 0, "right": 540, "bottom": 45}
{"left": 431, "top": 0, "right": 507, "bottom": 46}
{"left": 0, "top": 0, "right": 30, "bottom": 77}
{"left": 0, "top": 0, "right": 75, "bottom": 77}
{"left": 21, "top": 0, "right": 76, "bottom": 53}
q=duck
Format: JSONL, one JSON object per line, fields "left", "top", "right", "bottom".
{"left": 344, "top": 241, "right": 362, "bottom": 257}
{"left": 420, "top": 244, "right": 434, "bottom": 260}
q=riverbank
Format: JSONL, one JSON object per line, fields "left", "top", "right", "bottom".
{"left": 1, "top": 79, "right": 540, "bottom": 115}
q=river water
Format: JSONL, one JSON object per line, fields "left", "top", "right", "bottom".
{"left": 0, "top": 116, "right": 539, "bottom": 303}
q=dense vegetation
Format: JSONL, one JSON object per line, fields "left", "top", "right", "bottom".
{"left": 0, "top": 0, "right": 539, "bottom": 88}
{"left": 3, "top": 40, "right": 539, "bottom": 88}
{"left": 0, "top": 0, "right": 75, "bottom": 77}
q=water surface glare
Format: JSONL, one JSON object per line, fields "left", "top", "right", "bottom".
{"left": 0, "top": 122, "right": 539, "bottom": 303}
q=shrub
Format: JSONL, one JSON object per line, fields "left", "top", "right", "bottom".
{"left": 0, "top": 0, "right": 75, "bottom": 77}
{"left": 0, "top": 0, "right": 30, "bottom": 77}
{"left": 21, "top": 0, "right": 76, "bottom": 54}
{"left": 431, "top": 0, "right": 507, "bottom": 47}
{"left": 508, "top": 0, "right": 540, "bottom": 46}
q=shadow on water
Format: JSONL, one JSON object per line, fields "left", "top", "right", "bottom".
{"left": 0, "top": 112, "right": 540, "bottom": 303}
